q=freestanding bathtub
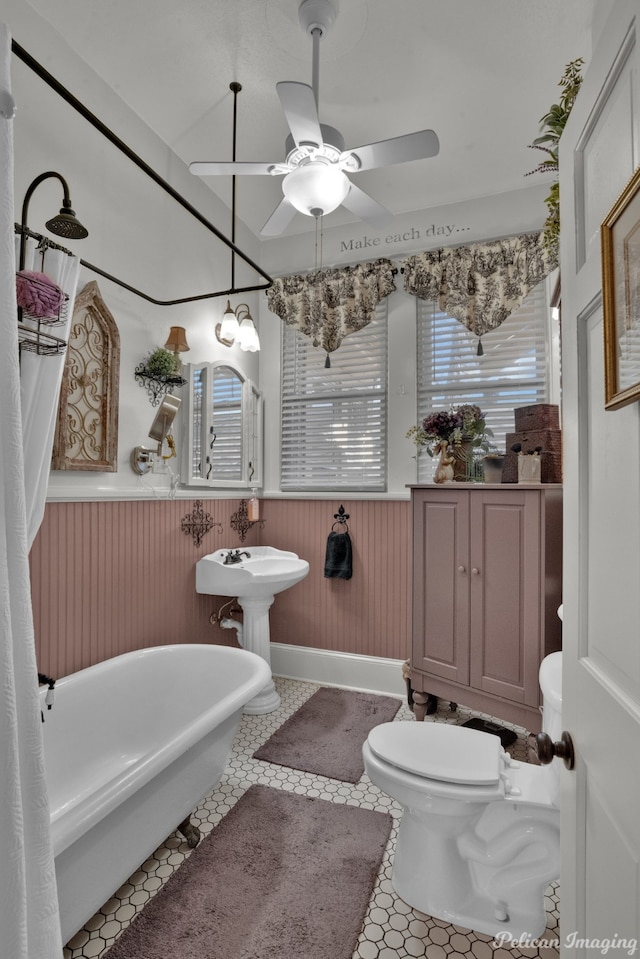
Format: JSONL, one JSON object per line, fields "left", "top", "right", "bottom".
{"left": 39, "top": 643, "right": 271, "bottom": 945}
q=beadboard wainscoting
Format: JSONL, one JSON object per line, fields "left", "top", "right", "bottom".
{"left": 29, "top": 498, "right": 412, "bottom": 679}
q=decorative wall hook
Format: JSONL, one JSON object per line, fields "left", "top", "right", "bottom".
{"left": 230, "top": 498, "right": 266, "bottom": 543}
{"left": 181, "top": 500, "right": 223, "bottom": 547}
{"left": 332, "top": 504, "right": 350, "bottom": 530}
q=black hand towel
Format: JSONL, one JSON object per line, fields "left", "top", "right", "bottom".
{"left": 324, "top": 530, "right": 353, "bottom": 580}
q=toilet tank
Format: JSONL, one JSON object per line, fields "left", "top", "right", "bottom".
{"left": 539, "top": 651, "right": 563, "bottom": 805}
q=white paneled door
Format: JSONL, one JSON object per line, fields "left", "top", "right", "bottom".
{"left": 560, "top": 0, "right": 640, "bottom": 953}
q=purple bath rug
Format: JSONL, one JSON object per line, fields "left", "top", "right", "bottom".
{"left": 253, "top": 685, "right": 402, "bottom": 782}
{"left": 103, "top": 784, "right": 392, "bottom": 959}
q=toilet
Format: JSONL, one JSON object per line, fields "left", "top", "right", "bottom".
{"left": 363, "top": 652, "right": 563, "bottom": 939}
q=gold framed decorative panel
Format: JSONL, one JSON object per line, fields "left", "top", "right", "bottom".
{"left": 602, "top": 165, "right": 640, "bottom": 410}
{"left": 52, "top": 280, "right": 120, "bottom": 470}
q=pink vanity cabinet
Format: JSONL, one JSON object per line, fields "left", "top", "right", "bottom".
{"left": 409, "top": 484, "right": 563, "bottom": 732}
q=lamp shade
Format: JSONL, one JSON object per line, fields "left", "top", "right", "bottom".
{"left": 164, "top": 326, "right": 190, "bottom": 353}
{"left": 219, "top": 301, "right": 240, "bottom": 343}
{"left": 282, "top": 163, "right": 350, "bottom": 217}
{"left": 237, "top": 316, "right": 260, "bottom": 352}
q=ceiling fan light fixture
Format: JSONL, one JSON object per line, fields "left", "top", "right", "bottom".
{"left": 282, "top": 163, "right": 349, "bottom": 217}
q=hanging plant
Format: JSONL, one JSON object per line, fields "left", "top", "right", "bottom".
{"left": 526, "top": 57, "right": 584, "bottom": 257}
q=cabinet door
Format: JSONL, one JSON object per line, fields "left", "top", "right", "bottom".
{"left": 412, "top": 490, "right": 470, "bottom": 685}
{"left": 468, "top": 489, "right": 541, "bottom": 705}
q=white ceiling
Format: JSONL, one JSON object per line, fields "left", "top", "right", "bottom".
{"left": 22, "top": 0, "right": 595, "bottom": 241}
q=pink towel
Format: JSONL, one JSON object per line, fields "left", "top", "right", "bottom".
{"left": 16, "top": 270, "right": 65, "bottom": 319}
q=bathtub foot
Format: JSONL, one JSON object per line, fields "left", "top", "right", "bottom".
{"left": 177, "top": 816, "right": 201, "bottom": 848}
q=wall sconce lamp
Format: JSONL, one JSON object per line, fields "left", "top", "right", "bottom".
{"left": 164, "top": 325, "right": 190, "bottom": 363}
{"left": 19, "top": 170, "right": 89, "bottom": 269}
{"left": 215, "top": 301, "right": 260, "bottom": 352}
{"left": 131, "top": 394, "right": 182, "bottom": 475}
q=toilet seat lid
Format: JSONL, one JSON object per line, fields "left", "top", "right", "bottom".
{"left": 367, "top": 722, "right": 503, "bottom": 785}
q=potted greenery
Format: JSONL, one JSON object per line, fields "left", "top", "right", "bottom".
{"left": 526, "top": 57, "right": 584, "bottom": 257}
{"left": 144, "top": 346, "right": 183, "bottom": 378}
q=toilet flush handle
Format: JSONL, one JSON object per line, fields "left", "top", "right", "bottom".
{"left": 535, "top": 731, "right": 575, "bottom": 770}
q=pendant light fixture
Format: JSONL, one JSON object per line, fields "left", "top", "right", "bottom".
{"left": 214, "top": 82, "right": 260, "bottom": 352}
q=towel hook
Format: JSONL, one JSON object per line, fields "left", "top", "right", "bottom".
{"left": 332, "top": 504, "right": 350, "bottom": 532}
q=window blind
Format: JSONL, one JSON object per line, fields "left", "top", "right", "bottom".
{"left": 281, "top": 303, "right": 388, "bottom": 491}
{"left": 416, "top": 281, "right": 549, "bottom": 481}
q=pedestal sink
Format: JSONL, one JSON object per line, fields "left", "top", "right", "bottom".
{"left": 196, "top": 547, "right": 309, "bottom": 714}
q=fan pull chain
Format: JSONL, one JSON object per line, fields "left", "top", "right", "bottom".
{"left": 313, "top": 215, "right": 331, "bottom": 367}
{"left": 314, "top": 216, "right": 319, "bottom": 269}
{"left": 314, "top": 214, "right": 324, "bottom": 271}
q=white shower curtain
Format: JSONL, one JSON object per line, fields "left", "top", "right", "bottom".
{"left": 0, "top": 23, "right": 64, "bottom": 959}
{"left": 17, "top": 234, "right": 80, "bottom": 549}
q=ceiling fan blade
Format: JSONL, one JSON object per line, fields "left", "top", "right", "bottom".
{"left": 189, "top": 161, "right": 286, "bottom": 176}
{"left": 260, "top": 197, "right": 298, "bottom": 237}
{"left": 341, "top": 181, "right": 393, "bottom": 228}
{"left": 342, "top": 129, "right": 440, "bottom": 172}
{"left": 276, "top": 81, "right": 323, "bottom": 149}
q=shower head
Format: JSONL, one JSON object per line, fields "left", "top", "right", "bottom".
{"left": 46, "top": 200, "right": 89, "bottom": 240}
{"left": 19, "top": 171, "right": 89, "bottom": 268}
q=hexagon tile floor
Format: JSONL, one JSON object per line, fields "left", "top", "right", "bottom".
{"left": 63, "top": 677, "right": 560, "bottom": 959}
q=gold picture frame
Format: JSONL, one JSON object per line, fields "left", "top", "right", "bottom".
{"left": 602, "top": 165, "right": 640, "bottom": 410}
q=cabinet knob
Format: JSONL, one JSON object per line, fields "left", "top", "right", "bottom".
{"left": 471, "top": 567, "right": 480, "bottom": 575}
{"left": 458, "top": 565, "right": 466, "bottom": 573}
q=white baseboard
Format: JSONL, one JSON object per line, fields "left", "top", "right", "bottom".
{"left": 271, "top": 643, "right": 407, "bottom": 699}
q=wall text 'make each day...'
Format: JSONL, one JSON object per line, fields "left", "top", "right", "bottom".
{"left": 338, "top": 223, "right": 471, "bottom": 253}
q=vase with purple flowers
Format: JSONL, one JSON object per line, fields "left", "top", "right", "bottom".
{"left": 407, "top": 404, "right": 493, "bottom": 482}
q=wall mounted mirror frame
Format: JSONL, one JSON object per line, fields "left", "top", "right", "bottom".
{"left": 181, "top": 362, "right": 263, "bottom": 489}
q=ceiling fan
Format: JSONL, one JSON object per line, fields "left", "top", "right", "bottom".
{"left": 189, "top": 0, "right": 440, "bottom": 236}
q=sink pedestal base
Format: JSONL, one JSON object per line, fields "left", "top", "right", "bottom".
{"left": 237, "top": 594, "right": 281, "bottom": 714}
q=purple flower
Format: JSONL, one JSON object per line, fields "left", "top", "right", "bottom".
{"left": 407, "top": 403, "right": 491, "bottom": 457}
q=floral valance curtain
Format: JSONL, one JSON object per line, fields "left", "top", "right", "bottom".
{"left": 266, "top": 258, "right": 396, "bottom": 356}
{"left": 403, "top": 230, "right": 557, "bottom": 340}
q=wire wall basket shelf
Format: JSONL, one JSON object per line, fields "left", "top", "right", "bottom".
{"left": 16, "top": 273, "right": 69, "bottom": 356}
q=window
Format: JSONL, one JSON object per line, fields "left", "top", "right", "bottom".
{"left": 416, "top": 282, "right": 549, "bottom": 481}
{"left": 280, "top": 303, "right": 388, "bottom": 491}
{"left": 182, "top": 362, "right": 262, "bottom": 488}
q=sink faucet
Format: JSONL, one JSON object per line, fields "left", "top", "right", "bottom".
{"left": 223, "top": 549, "right": 251, "bottom": 565}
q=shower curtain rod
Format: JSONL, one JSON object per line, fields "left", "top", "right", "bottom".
{"left": 14, "top": 224, "right": 269, "bottom": 307}
{"left": 11, "top": 40, "right": 273, "bottom": 306}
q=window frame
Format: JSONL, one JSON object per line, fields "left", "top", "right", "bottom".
{"left": 414, "top": 282, "right": 551, "bottom": 482}
{"left": 279, "top": 302, "right": 388, "bottom": 493}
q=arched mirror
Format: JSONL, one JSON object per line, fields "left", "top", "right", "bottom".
{"left": 182, "top": 362, "right": 262, "bottom": 489}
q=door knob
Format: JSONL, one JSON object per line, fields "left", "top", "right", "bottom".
{"left": 471, "top": 567, "right": 480, "bottom": 575}
{"left": 535, "top": 731, "right": 575, "bottom": 770}
{"left": 458, "top": 566, "right": 466, "bottom": 573}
